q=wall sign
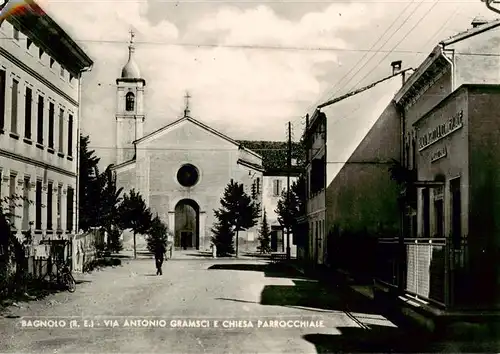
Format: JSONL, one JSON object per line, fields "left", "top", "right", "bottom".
{"left": 418, "top": 109, "right": 463, "bottom": 151}
{"left": 431, "top": 146, "right": 447, "bottom": 163}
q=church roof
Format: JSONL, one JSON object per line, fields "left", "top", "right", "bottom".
{"left": 134, "top": 115, "right": 262, "bottom": 160}
{"left": 121, "top": 31, "right": 142, "bottom": 79}
{"left": 236, "top": 140, "right": 305, "bottom": 174}
{"left": 122, "top": 57, "right": 141, "bottom": 79}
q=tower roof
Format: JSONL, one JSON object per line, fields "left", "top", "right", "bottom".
{"left": 121, "top": 30, "right": 141, "bottom": 79}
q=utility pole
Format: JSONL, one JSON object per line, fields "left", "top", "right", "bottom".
{"left": 286, "top": 122, "right": 292, "bottom": 260}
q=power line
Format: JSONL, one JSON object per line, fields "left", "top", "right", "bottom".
{"left": 419, "top": 6, "right": 460, "bottom": 50}
{"left": 310, "top": 0, "right": 417, "bottom": 111}
{"left": 6, "top": 36, "right": 500, "bottom": 56}
{"left": 346, "top": 0, "right": 440, "bottom": 92}
{"left": 42, "top": 0, "right": 486, "bottom": 2}
{"left": 323, "top": 0, "right": 428, "bottom": 103}
{"left": 5, "top": 35, "right": 425, "bottom": 53}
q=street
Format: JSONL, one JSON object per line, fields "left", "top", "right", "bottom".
{"left": 0, "top": 253, "right": 470, "bottom": 353}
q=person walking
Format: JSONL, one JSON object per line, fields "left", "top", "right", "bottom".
{"left": 154, "top": 242, "right": 166, "bottom": 275}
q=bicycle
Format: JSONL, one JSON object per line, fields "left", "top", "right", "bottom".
{"left": 60, "top": 262, "right": 76, "bottom": 292}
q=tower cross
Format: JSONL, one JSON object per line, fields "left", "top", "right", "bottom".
{"left": 129, "top": 29, "right": 135, "bottom": 45}
{"left": 184, "top": 91, "right": 191, "bottom": 116}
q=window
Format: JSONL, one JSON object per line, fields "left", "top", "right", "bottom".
{"left": 57, "top": 184, "right": 61, "bottom": 230}
{"left": 177, "top": 164, "right": 199, "bottom": 187}
{"left": 9, "top": 174, "right": 16, "bottom": 226}
{"left": 60, "top": 67, "right": 64, "bottom": 77}
{"left": 22, "top": 177, "right": 29, "bottom": 231}
{"left": 125, "top": 92, "right": 135, "bottom": 111}
{"left": 422, "top": 188, "right": 430, "bottom": 238}
{"left": 251, "top": 181, "right": 257, "bottom": 200}
{"left": 49, "top": 58, "right": 55, "bottom": 68}
{"left": 13, "top": 27, "right": 19, "bottom": 41}
{"left": 11, "top": 79, "right": 18, "bottom": 134}
{"left": 412, "top": 137, "right": 417, "bottom": 170}
{"left": 434, "top": 199, "right": 444, "bottom": 238}
{"left": 0, "top": 70, "right": 5, "bottom": 130}
{"left": 47, "top": 182, "right": 52, "bottom": 230}
{"left": 26, "top": 38, "right": 32, "bottom": 49}
{"left": 37, "top": 95, "right": 43, "bottom": 144}
{"left": 273, "top": 179, "right": 282, "bottom": 196}
{"left": 38, "top": 48, "right": 44, "bottom": 59}
{"left": 48, "top": 102, "right": 54, "bottom": 149}
{"left": 67, "top": 114, "right": 73, "bottom": 157}
{"left": 310, "top": 157, "right": 325, "bottom": 195}
{"left": 58, "top": 108, "right": 64, "bottom": 153}
{"left": 35, "top": 180, "right": 42, "bottom": 230}
{"left": 451, "top": 178, "right": 461, "bottom": 248}
{"left": 66, "top": 187, "right": 74, "bottom": 233}
{"left": 256, "top": 178, "right": 260, "bottom": 195}
{"left": 411, "top": 214, "right": 417, "bottom": 239}
{"left": 405, "top": 143, "right": 410, "bottom": 168}
{"left": 24, "top": 87, "right": 32, "bottom": 139}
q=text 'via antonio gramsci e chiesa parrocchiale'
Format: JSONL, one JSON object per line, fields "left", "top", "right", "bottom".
{"left": 18, "top": 317, "right": 328, "bottom": 329}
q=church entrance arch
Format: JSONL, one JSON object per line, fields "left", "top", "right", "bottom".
{"left": 174, "top": 199, "right": 200, "bottom": 250}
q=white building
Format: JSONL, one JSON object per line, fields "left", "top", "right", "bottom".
{"left": 0, "top": 3, "right": 93, "bottom": 258}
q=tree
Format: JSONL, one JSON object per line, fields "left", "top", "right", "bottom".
{"left": 79, "top": 135, "right": 101, "bottom": 232}
{"left": 211, "top": 213, "right": 235, "bottom": 257}
{"left": 118, "top": 189, "right": 152, "bottom": 259}
{"left": 275, "top": 176, "right": 306, "bottom": 242}
{"left": 213, "top": 180, "right": 260, "bottom": 257}
{"left": 98, "top": 165, "right": 124, "bottom": 252}
{"left": 145, "top": 215, "right": 169, "bottom": 254}
{"left": 258, "top": 210, "right": 272, "bottom": 254}
{"left": 0, "top": 194, "right": 34, "bottom": 296}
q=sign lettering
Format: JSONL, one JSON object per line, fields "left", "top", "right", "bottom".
{"left": 418, "top": 110, "right": 463, "bottom": 151}
{"left": 431, "top": 146, "right": 447, "bottom": 163}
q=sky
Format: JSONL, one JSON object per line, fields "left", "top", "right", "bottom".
{"left": 39, "top": 0, "right": 497, "bottom": 164}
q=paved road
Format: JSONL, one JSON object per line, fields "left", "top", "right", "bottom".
{"left": 0, "top": 253, "right": 457, "bottom": 353}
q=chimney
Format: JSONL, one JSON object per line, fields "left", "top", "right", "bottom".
{"left": 391, "top": 60, "right": 402, "bottom": 75}
{"left": 471, "top": 16, "right": 488, "bottom": 28}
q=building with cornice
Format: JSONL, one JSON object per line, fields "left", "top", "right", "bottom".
{"left": 373, "top": 17, "right": 500, "bottom": 328}
{"left": 0, "top": 2, "right": 93, "bottom": 262}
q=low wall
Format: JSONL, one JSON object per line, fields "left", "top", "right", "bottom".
{"left": 72, "top": 229, "right": 105, "bottom": 273}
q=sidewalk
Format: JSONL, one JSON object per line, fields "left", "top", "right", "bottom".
{"left": 285, "top": 260, "right": 500, "bottom": 352}
{"left": 286, "top": 261, "right": 375, "bottom": 308}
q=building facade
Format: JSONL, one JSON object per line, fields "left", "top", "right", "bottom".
{"left": 261, "top": 173, "right": 297, "bottom": 254}
{"left": 237, "top": 140, "right": 304, "bottom": 255}
{"left": 302, "top": 110, "right": 327, "bottom": 266}
{"left": 0, "top": 4, "right": 92, "bottom": 264}
{"left": 387, "top": 18, "right": 500, "bottom": 312}
{"left": 111, "top": 34, "right": 267, "bottom": 252}
{"left": 301, "top": 63, "right": 409, "bottom": 268}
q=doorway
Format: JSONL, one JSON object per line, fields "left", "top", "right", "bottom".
{"left": 174, "top": 199, "right": 200, "bottom": 250}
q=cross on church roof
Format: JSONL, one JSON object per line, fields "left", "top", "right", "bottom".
{"left": 184, "top": 91, "right": 191, "bottom": 117}
{"left": 129, "top": 29, "right": 135, "bottom": 45}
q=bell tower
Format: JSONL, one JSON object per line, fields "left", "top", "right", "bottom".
{"left": 115, "top": 29, "right": 146, "bottom": 165}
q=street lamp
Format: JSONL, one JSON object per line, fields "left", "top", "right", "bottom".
{"left": 482, "top": 0, "right": 500, "bottom": 15}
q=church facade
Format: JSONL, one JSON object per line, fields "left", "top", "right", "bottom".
{"left": 110, "top": 33, "right": 265, "bottom": 251}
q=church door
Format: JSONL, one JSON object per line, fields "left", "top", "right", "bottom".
{"left": 174, "top": 199, "right": 200, "bottom": 250}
